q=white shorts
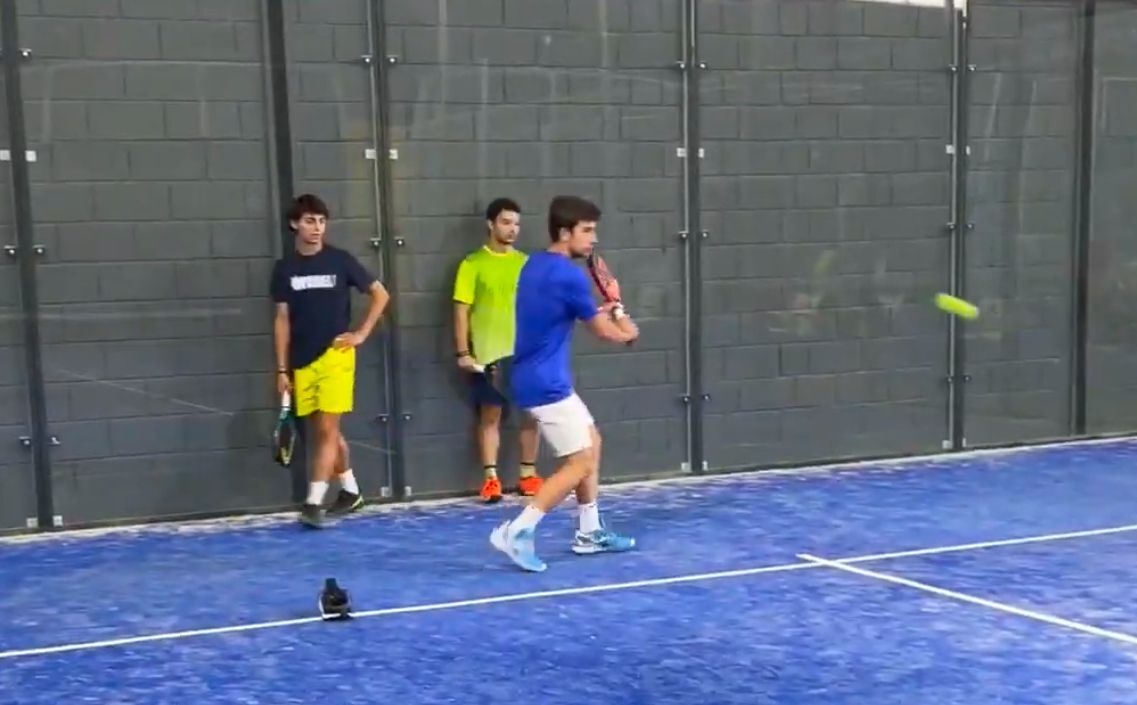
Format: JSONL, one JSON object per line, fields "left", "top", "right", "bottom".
{"left": 526, "top": 393, "right": 594, "bottom": 458}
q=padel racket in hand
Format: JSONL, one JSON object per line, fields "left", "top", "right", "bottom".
{"left": 272, "top": 390, "right": 298, "bottom": 468}
{"left": 586, "top": 252, "right": 622, "bottom": 305}
{"left": 587, "top": 252, "right": 634, "bottom": 345}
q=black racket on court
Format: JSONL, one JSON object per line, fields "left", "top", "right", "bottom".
{"left": 272, "top": 390, "right": 298, "bottom": 467}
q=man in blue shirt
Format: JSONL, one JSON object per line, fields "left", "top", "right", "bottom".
{"left": 490, "top": 196, "right": 640, "bottom": 572}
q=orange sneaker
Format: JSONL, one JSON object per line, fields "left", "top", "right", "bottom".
{"left": 480, "top": 476, "right": 503, "bottom": 503}
{"left": 517, "top": 474, "right": 543, "bottom": 497}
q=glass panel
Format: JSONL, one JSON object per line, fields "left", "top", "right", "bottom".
{"left": 964, "top": 0, "right": 1078, "bottom": 445}
{"left": 0, "top": 24, "right": 39, "bottom": 531}
{"left": 1086, "top": 0, "right": 1137, "bottom": 433}
{"left": 284, "top": 0, "right": 395, "bottom": 496}
{"left": 385, "top": 0, "right": 690, "bottom": 495}
{"left": 19, "top": 1, "right": 284, "bottom": 523}
{"left": 699, "top": 0, "right": 953, "bottom": 469}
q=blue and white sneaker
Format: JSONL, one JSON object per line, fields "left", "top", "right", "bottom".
{"left": 571, "top": 527, "right": 637, "bottom": 555}
{"left": 490, "top": 521, "right": 547, "bottom": 573}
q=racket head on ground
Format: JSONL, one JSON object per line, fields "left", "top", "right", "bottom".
{"left": 272, "top": 391, "right": 297, "bottom": 467}
{"left": 586, "top": 252, "right": 621, "bottom": 303}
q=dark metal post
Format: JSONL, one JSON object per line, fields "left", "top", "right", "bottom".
{"left": 1, "top": 1, "right": 53, "bottom": 529}
{"left": 682, "top": 0, "right": 705, "bottom": 473}
{"left": 1070, "top": 0, "right": 1096, "bottom": 435}
{"left": 262, "top": 0, "right": 307, "bottom": 503}
{"left": 367, "top": 0, "right": 407, "bottom": 499}
{"left": 946, "top": 4, "right": 971, "bottom": 450}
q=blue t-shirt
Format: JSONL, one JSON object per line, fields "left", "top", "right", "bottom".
{"left": 270, "top": 244, "right": 376, "bottom": 370}
{"left": 510, "top": 251, "right": 598, "bottom": 409}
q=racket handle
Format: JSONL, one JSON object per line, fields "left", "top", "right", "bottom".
{"left": 281, "top": 391, "right": 291, "bottom": 410}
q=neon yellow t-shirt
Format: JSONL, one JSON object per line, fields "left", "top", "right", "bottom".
{"left": 453, "top": 246, "right": 528, "bottom": 366}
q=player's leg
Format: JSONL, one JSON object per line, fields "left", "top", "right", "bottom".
{"left": 491, "top": 447, "right": 593, "bottom": 572}
{"left": 569, "top": 425, "right": 633, "bottom": 554}
{"left": 516, "top": 412, "right": 543, "bottom": 497}
{"left": 324, "top": 348, "right": 364, "bottom": 517}
{"left": 476, "top": 401, "right": 504, "bottom": 503}
{"left": 491, "top": 393, "right": 616, "bottom": 571}
{"left": 301, "top": 410, "right": 341, "bottom": 527}
{"left": 293, "top": 358, "right": 327, "bottom": 526}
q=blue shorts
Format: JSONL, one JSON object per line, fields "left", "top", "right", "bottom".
{"left": 470, "top": 357, "right": 511, "bottom": 409}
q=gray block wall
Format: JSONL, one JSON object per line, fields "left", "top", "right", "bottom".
{"left": 963, "top": 0, "right": 1078, "bottom": 445}
{"left": 1086, "top": 0, "right": 1137, "bottom": 432}
{"left": 383, "top": 0, "right": 689, "bottom": 491}
{"left": 1, "top": 0, "right": 1135, "bottom": 531}
{"left": 284, "top": 0, "right": 395, "bottom": 497}
{"left": 699, "top": 0, "right": 952, "bottom": 468}
{"left": 7, "top": 0, "right": 286, "bottom": 526}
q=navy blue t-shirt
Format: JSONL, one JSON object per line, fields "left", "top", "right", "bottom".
{"left": 510, "top": 251, "right": 598, "bottom": 409}
{"left": 270, "top": 245, "right": 376, "bottom": 370}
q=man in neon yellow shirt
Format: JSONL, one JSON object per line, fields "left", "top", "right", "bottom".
{"left": 454, "top": 198, "right": 542, "bottom": 503}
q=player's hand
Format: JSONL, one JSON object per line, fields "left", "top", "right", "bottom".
{"left": 599, "top": 301, "right": 627, "bottom": 320}
{"left": 457, "top": 354, "right": 479, "bottom": 372}
{"left": 276, "top": 371, "right": 292, "bottom": 395}
{"left": 333, "top": 331, "right": 365, "bottom": 349}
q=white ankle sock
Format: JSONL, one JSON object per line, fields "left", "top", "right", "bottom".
{"left": 306, "top": 481, "right": 329, "bottom": 505}
{"left": 509, "top": 505, "right": 545, "bottom": 535}
{"left": 578, "top": 502, "right": 601, "bottom": 534}
{"left": 338, "top": 469, "right": 359, "bottom": 494}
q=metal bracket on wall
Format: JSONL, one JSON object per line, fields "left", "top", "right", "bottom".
{"left": 363, "top": 147, "right": 398, "bottom": 161}
{"left": 380, "top": 486, "right": 392, "bottom": 498}
{"left": 0, "top": 149, "right": 35, "bottom": 162}
{"left": 360, "top": 55, "right": 399, "bottom": 66}
{"left": 19, "top": 435, "right": 60, "bottom": 448}
{"left": 0, "top": 48, "right": 31, "bottom": 60}
{"left": 3, "top": 244, "right": 15, "bottom": 257}
{"left": 404, "top": 485, "right": 412, "bottom": 497}
{"left": 679, "top": 461, "right": 709, "bottom": 473}
{"left": 369, "top": 237, "right": 382, "bottom": 249}
{"left": 22, "top": 514, "right": 63, "bottom": 530}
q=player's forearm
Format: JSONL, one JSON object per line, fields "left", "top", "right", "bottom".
{"left": 613, "top": 314, "right": 639, "bottom": 343}
{"left": 273, "top": 317, "right": 290, "bottom": 370}
{"left": 454, "top": 304, "right": 471, "bottom": 354}
{"left": 355, "top": 285, "right": 390, "bottom": 339}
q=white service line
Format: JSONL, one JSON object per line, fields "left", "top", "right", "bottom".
{"left": 4, "top": 521, "right": 1137, "bottom": 660}
{"left": 839, "top": 522, "right": 1137, "bottom": 565}
{"left": 798, "top": 553, "right": 1137, "bottom": 648}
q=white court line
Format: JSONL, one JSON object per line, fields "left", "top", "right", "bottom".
{"left": 840, "top": 522, "right": 1137, "bottom": 565}
{"left": 5, "top": 521, "right": 1137, "bottom": 660}
{"left": 0, "top": 562, "right": 814, "bottom": 660}
{"left": 799, "top": 553, "right": 1137, "bottom": 648}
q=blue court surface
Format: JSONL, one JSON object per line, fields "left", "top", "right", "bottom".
{"left": 3, "top": 439, "right": 1137, "bottom": 704}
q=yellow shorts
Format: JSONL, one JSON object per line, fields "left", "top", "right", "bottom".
{"left": 293, "top": 346, "right": 355, "bottom": 418}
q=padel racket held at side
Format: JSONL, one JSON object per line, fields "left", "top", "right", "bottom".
{"left": 273, "top": 390, "right": 298, "bottom": 468}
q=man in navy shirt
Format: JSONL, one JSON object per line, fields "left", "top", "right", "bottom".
{"left": 490, "top": 196, "right": 640, "bottom": 572}
{"left": 271, "top": 194, "right": 390, "bottom": 528}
